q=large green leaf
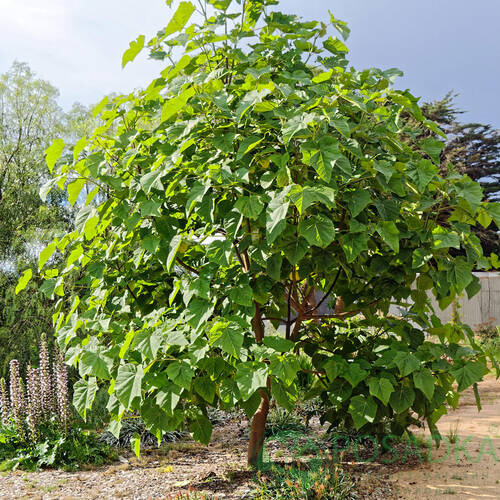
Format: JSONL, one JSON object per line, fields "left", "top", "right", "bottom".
{"left": 303, "top": 137, "right": 351, "bottom": 182}
{"left": 156, "top": 384, "right": 182, "bottom": 415}
{"left": 194, "top": 376, "right": 216, "bottom": 403}
{"left": 67, "top": 178, "right": 86, "bottom": 207}
{"left": 263, "top": 336, "right": 294, "bottom": 353}
{"left": 212, "top": 325, "right": 244, "bottom": 358}
{"left": 329, "top": 11, "right": 351, "bottom": 40}
{"left": 185, "top": 299, "right": 214, "bottom": 330}
{"left": 190, "top": 414, "right": 213, "bottom": 445}
{"left": 485, "top": 202, "right": 500, "bottom": 227}
{"left": 376, "top": 221, "right": 400, "bottom": 252}
{"left": 45, "top": 139, "right": 65, "bottom": 172}
{"left": 348, "top": 395, "right": 377, "bottom": 430}
{"left": 450, "top": 257, "right": 473, "bottom": 293}
{"left": 73, "top": 377, "right": 98, "bottom": 420}
{"left": 167, "top": 235, "right": 182, "bottom": 272}
{"left": 340, "top": 232, "right": 369, "bottom": 263}
{"left": 432, "top": 227, "right": 460, "bottom": 249}
{"left": 454, "top": 178, "right": 483, "bottom": 212}
{"left": 266, "top": 192, "right": 289, "bottom": 244}
{"left": 234, "top": 195, "right": 264, "bottom": 220}
{"left": 237, "top": 136, "right": 264, "bottom": 159}
{"left": 407, "top": 159, "right": 437, "bottom": 192}
{"left": 140, "top": 170, "right": 164, "bottom": 194}
{"left": 393, "top": 351, "right": 420, "bottom": 376}
{"left": 282, "top": 112, "right": 315, "bottom": 143}
{"left": 229, "top": 283, "right": 253, "bottom": 306}
{"left": 39, "top": 242, "right": 57, "bottom": 270}
{"left": 163, "top": 1, "right": 195, "bottom": 38}
{"left": 236, "top": 88, "right": 271, "bottom": 120}
{"left": 161, "top": 86, "right": 196, "bottom": 122}
{"left": 451, "top": 362, "right": 487, "bottom": 391}
{"left": 266, "top": 253, "right": 282, "bottom": 281}
{"left": 206, "top": 239, "right": 233, "bottom": 266}
{"left": 80, "top": 346, "right": 113, "bottom": 379}
{"left": 132, "top": 329, "right": 164, "bottom": 360}
{"left": 282, "top": 238, "right": 309, "bottom": 265}
{"left": 115, "top": 364, "right": 144, "bottom": 408}
{"left": 288, "top": 185, "right": 336, "bottom": 214}
{"left": 141, "top": 399, "right": 176, "bottom": 443}
{"left": 271, "top": 378, "right": 296, "bottom": 412}
{"left": 413, "top": 368, "right": 435, "bottom": 401}
{"left": 166, "top": 360, "right": 195, "bottom": 390}
{"left": 419, "top": 138, "right": 444, "bottom": 164}
{"left": 269, "top": 354, "right": 300, "bottom": 385}
{"left": 299, "top": 215, "right": 335, "bottom": 248}
{"left": 389, "top": 387, "right": 415, "bottom": 413}
{"left": 323, "top": 36, "right": 349, "bottom": 54}
{"left": 367, "top": 377, "right": 394, "bottom": 406}
{"left": 343, "top": 363, "right": 369, "bottom": 388}
{"left": 347, "top": 190, "right": 371, "bottom": 217}
{"left": 122, "top": 35, "right": 145, "bottom": 68}
{"left": 15, "top": 269, "right": 32, "bottom": 294}
{"left": 235, "top": 361, "right": 268, "bottom": 401}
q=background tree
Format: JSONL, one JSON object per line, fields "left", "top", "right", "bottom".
{"left": 0, "top": 62, "right": 72, "bottom": 377}
{"left": 26, "top": 0, "right": 499, "bottom": 467}
{"left": 421, "top": 93, "right": 500, "bottom": 256}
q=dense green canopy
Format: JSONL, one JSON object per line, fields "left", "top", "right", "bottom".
{"left": 20, "top": 0, "right": 499, "bottom": 464}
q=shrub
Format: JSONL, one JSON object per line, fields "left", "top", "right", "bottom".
{"left": 0, "top": 423, "right": 116, "bottom": 471}
{"left": 474, "top": 318, "right": 498, "bottom": 340}
{"left": 0, "top": 335, "right": 115, "bottom": 470}
{"left": 100, "top": 415, "right": 185, "bottom": 448}
{"left": 265, "top": 407, "right": 306, "bottom": 437}
{"left": 253, "top": 454, "right": 356, "bottom": 499}
{"left": 0, "top": 334, "right": 69, "bottom": 440}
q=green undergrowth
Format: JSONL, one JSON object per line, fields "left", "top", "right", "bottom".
{"left": 0, "top": 422, "right": 117, "bottom": 471}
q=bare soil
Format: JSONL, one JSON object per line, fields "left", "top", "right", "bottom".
{"left": 390, "top": 376, "right": 500, "bottom": 499}
{"left": 0, "top": 377, "right": 498, "bottom": 500}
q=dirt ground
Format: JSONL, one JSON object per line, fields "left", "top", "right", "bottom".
{"left": 391, "top": 376, "right": 500, "bottom": 499}
{"left": 0, "top": 376, "right": 498, "bottom": 500}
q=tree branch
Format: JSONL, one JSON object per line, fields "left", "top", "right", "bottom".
{"left": 306, "top": 267, "right": 342, "bottom": 315}
{"left": 176, "top": 258, "right": 200, "bottom": 276}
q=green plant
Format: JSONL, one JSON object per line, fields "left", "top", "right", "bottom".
{"left": 0, "top": 422, "right": 116, "bottom": 471}
{"left": 20, "top": 0, "right": 499, "bottom": 468}
{"left": 446, "top": 420, "right": 460, "bottom": 444}
{"left": 265, "top": 407, "right": 306, "bottom": 437}
{"left": 0, "top": 336, "right": 115, "bottom": 470}
{"left": 100, "top": 415, "right": 185, "bottom": 448}
{"left": 253, "top": 455, "right": 356, "bottom": 499}
{"left": 474, "top": 318, "right": 498, "bottom": 340}
{"left": 0, "top": 335, "right": 69, "bottom": 441}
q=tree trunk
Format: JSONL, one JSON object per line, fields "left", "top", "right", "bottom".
{"left": 247, "top": 302, "right": 269, "bottom": 468}
{"left": 247, "top": 388, "right": 269, "bottom": 467}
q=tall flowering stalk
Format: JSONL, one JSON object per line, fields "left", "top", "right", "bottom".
{"left": 0, "top": 377, "right": 10, "bottom": 426}
{"left": 1, "top": 335, "right": 71, "bottom": 443}
{"left": 9, "top": 360, "right": 26, "bottom": 439}
{"left": 39, "top": 333, "right": 53, "bottom": 418}
{"left": 54, "top": 347, "right": 69, "bottom": 432}
{"left": 27, "top": 365, "right": 40, "bottom": 441}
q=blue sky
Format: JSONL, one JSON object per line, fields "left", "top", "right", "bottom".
{"left": 0, "top": 0, "right": 498, "bottom": 128}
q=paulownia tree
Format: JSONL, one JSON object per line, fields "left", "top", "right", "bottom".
{"left": 20, "top": 0, "right": 500, "bottom": 466}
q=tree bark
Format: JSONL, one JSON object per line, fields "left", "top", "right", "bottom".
{"left": 247, "top": 388, "right": 269, "bottom": 467}
{"left": 247, "top": 301, "right": 269, "bottom": 467}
